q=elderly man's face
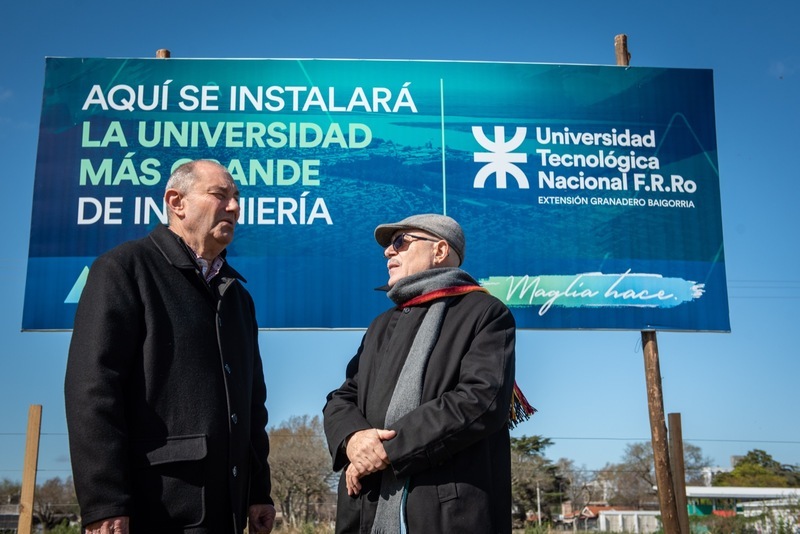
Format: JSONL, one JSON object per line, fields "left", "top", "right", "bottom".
{"left": 383, "top": 230, "right": 440, "bottom": 286}
{"left": 179, "top": 162, "right": 240, "bottom": 254}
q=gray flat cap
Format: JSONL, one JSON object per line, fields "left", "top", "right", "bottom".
{"left": 374, "top": 213, "right": 465, "bottom": 265}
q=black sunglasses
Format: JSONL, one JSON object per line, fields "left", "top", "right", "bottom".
{"left": 391, "top": 233, "right": 438, "bottom": 252}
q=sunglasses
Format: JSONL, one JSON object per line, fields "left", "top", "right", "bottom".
{"left": 391, "top": 233, "right": 438, "bottom": 252}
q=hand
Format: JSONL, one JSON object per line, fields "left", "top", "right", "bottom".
{"left": 84, "top": 516, "right": 129, "bottom": 534}
{"left": 346, "top": 463, "right": 363, "bottom": 496}
{"left": 345, "top": 428, "right": 397, "bottom": 478}
{"left": 248, "top": 504, "right": 277, "bottom": 534}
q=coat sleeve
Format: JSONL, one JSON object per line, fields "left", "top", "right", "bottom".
{"left": 322, "top": 333, "right": 373, "bottom": 472}
{"left": 64, "top": 253, "right": 140, "bottom": 525}
{"left": 248, "top": 295, "right": 274, "bottom": 506}
{"left": 383, "top": 298, "right": 516, "bottom": 479}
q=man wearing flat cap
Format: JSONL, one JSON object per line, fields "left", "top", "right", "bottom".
{"left": 323, "top": 213, "right": 518, "bottom": 533}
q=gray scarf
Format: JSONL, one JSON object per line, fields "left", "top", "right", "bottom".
{"left": 372, "top": 268, "right": 482, "bottom": 534}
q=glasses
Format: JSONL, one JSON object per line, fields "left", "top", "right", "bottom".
{"left": 390, "top": 233, "right": 438, "bottom": 252}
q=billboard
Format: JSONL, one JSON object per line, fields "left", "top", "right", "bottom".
{"left": 24, "top": 58, "right": 729, "bottom": 331}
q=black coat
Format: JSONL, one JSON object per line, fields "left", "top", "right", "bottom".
{"left": 65, "top": 224, "right": 272, "bottom": 533}
{"left": 323, "top": 291, "right": 516, "bottom": 534}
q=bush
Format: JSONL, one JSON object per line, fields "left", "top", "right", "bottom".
{"left": 524, "top": 523, "right": 551, "bottom": 534}
{"left": 46, "top": 520, "right": 81, "bottom": 534}
{"left": 274, "top": 523, "right": 334, "bottom": 534}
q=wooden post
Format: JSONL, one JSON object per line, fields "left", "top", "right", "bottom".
{"left": 614, "top": 34, "right": 631, "bottom": 67}
{"left": 156, "top": 49, "right": 171, "bottom": 58}
{"left": 669, "top": 413, "right": 690, "bottom": 534}
{"left": 17, "top": 405, "right": 42, "bottom": 534}
{"left": 615, "top": 34, "right": 681, "bottom": 533}
{"left": 642, "top": 332, "right": 681, "bottom": 533}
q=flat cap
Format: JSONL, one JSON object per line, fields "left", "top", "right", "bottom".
{"left": 374, "top": 213, "right": 465, "bottom": 265}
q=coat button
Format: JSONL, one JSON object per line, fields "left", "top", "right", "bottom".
{"left": 403, "top": 307, "right": 410, "bottom": 314}
{"left": 232, "top": 466, "right": 238, "bottom": 477}
{"left": 224, "top": 363, "right": 232, "bottom": 374}
{"left": 231, "top": 413, "right": 238, "bottom": 424}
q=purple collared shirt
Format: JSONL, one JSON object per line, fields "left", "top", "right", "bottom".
{"left": 193, "top": 252, "right": 225, "bottom": 282}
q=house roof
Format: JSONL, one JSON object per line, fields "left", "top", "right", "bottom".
{"left": 580, "top": 505, "right": 635, "bottom": 518}
{"left": 685, "top": 486, "right": 800, "bottom": 500}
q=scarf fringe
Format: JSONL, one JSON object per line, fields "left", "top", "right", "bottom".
{"left": 395, "top": 282, "right": 536, "bottom": 430}
{"left": 508, "top": 381, "right": 537, "bottom": 429}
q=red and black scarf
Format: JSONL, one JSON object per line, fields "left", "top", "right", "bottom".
{"left": 388, "top": 269, "right": 536, "bottom": 429}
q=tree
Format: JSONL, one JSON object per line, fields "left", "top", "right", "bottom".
{"left": 682, "top": 442, "right": 714, "bottom": 486}
{"left": 0, "top": 477, "right": 78, "bottom": 533}
{"left": 556, "top": 458, "right": 602, "bottom": 512}
{"left": 597, "top": 460, "right": 653, "bottom": 508}
{"left": 511, "top": 435, "right": 553, "bottom": 457}
{"left": 34, "top": 476, "right": 78, "bottom": 532}
{"left": 599, "top": 441, "right": 712, "bottom": 508}
{"left": 268, "top": 415, "right": 336, "bottom": 526}
{"left": 510, "top": 435, "right": 564, "bottom": 524}
{"left": 0, "top": 478, "right": 21, "bottom": 504}
{"left": 714, "top": 449, "right": 800, "bottom": 487}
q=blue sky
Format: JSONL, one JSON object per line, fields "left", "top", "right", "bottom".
{"left": 1, "top": 0, "right": 799, "bottom": 484}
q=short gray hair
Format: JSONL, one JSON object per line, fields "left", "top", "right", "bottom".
{"left": 166, "top": 160, "right": 206, "bottom": 195}
{"left": 164, "top": 160, "right": 228, "bottom": 222}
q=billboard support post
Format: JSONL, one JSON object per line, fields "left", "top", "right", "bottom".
{"left": 669, "top": 413, "right": 691, "bottom": 534}
{"left": 615, "top": 33, "right": 682, "bottom": 534}
{"left": 642, "top": 331, "right": 681, "bottom": 533}
{"left": 17, "top": 404, "right": 42, "bottom": 534}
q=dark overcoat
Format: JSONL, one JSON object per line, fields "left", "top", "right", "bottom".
{"left": 65, "top": 224, "right": 272, "bottom": 533}
{"left": 323, "top": 291, "right": 516, "bottom": 533}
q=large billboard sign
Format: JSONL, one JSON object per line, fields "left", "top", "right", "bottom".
{"left": 24, "top": 58, "right": 729, "bottom": 331}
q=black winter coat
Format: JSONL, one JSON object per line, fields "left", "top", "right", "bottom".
{"left": 323, "top": 291, "right": 516, "bottom": 534}
{"left": 65, "top": 224, "right": 272, "bottom": 533}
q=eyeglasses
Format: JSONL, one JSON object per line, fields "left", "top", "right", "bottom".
{"left": 390, "top": 233, "right": 438, "bottom": 252}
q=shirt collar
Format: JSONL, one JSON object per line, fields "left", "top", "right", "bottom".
{"left": 188, "top": 247, "right": 225, "bottom": 282}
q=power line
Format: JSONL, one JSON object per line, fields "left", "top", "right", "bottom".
{"left": 2, "top": 433, "right": 799, "bottom": 445}
{"left": 0, "top": 432, "right": 68, "bottom": 436}
{"left": 730, "top": 296, "right": 800, "bottom": 299}
{"left": 541, "top": 437, "right": 800, "bottom": 445}
{"left": 726, "top": 279, "right": 800, "bottom": 299}
{"left": 728, "top": 280, "right": 800, "bottom": 284}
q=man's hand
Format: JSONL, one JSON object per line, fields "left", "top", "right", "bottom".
{"left": 345, "top": 463, "right": 363, "bottom": 496}
{"left": 248, "top": 504, "right": 277, "bottom": 534}
{"left": 344, "top": 428, "right": 397, "bottom": 495}
{"left": 84, "top": 516, "right": 129, "bottom": 534}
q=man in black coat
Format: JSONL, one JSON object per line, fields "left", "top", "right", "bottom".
{"left": 65, "top": 160, "right": 276, "bottom": 534}
{"left": 323, "top": 214, "right": 518, "bottom": 533}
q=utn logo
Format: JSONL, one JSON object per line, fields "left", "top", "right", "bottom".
{"left": 472, "top": 126, "right": 529, "bottom": 189}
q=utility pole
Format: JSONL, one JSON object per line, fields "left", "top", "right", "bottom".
{"left": 615, "top": 34, "right": 682, "bottom": 534}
